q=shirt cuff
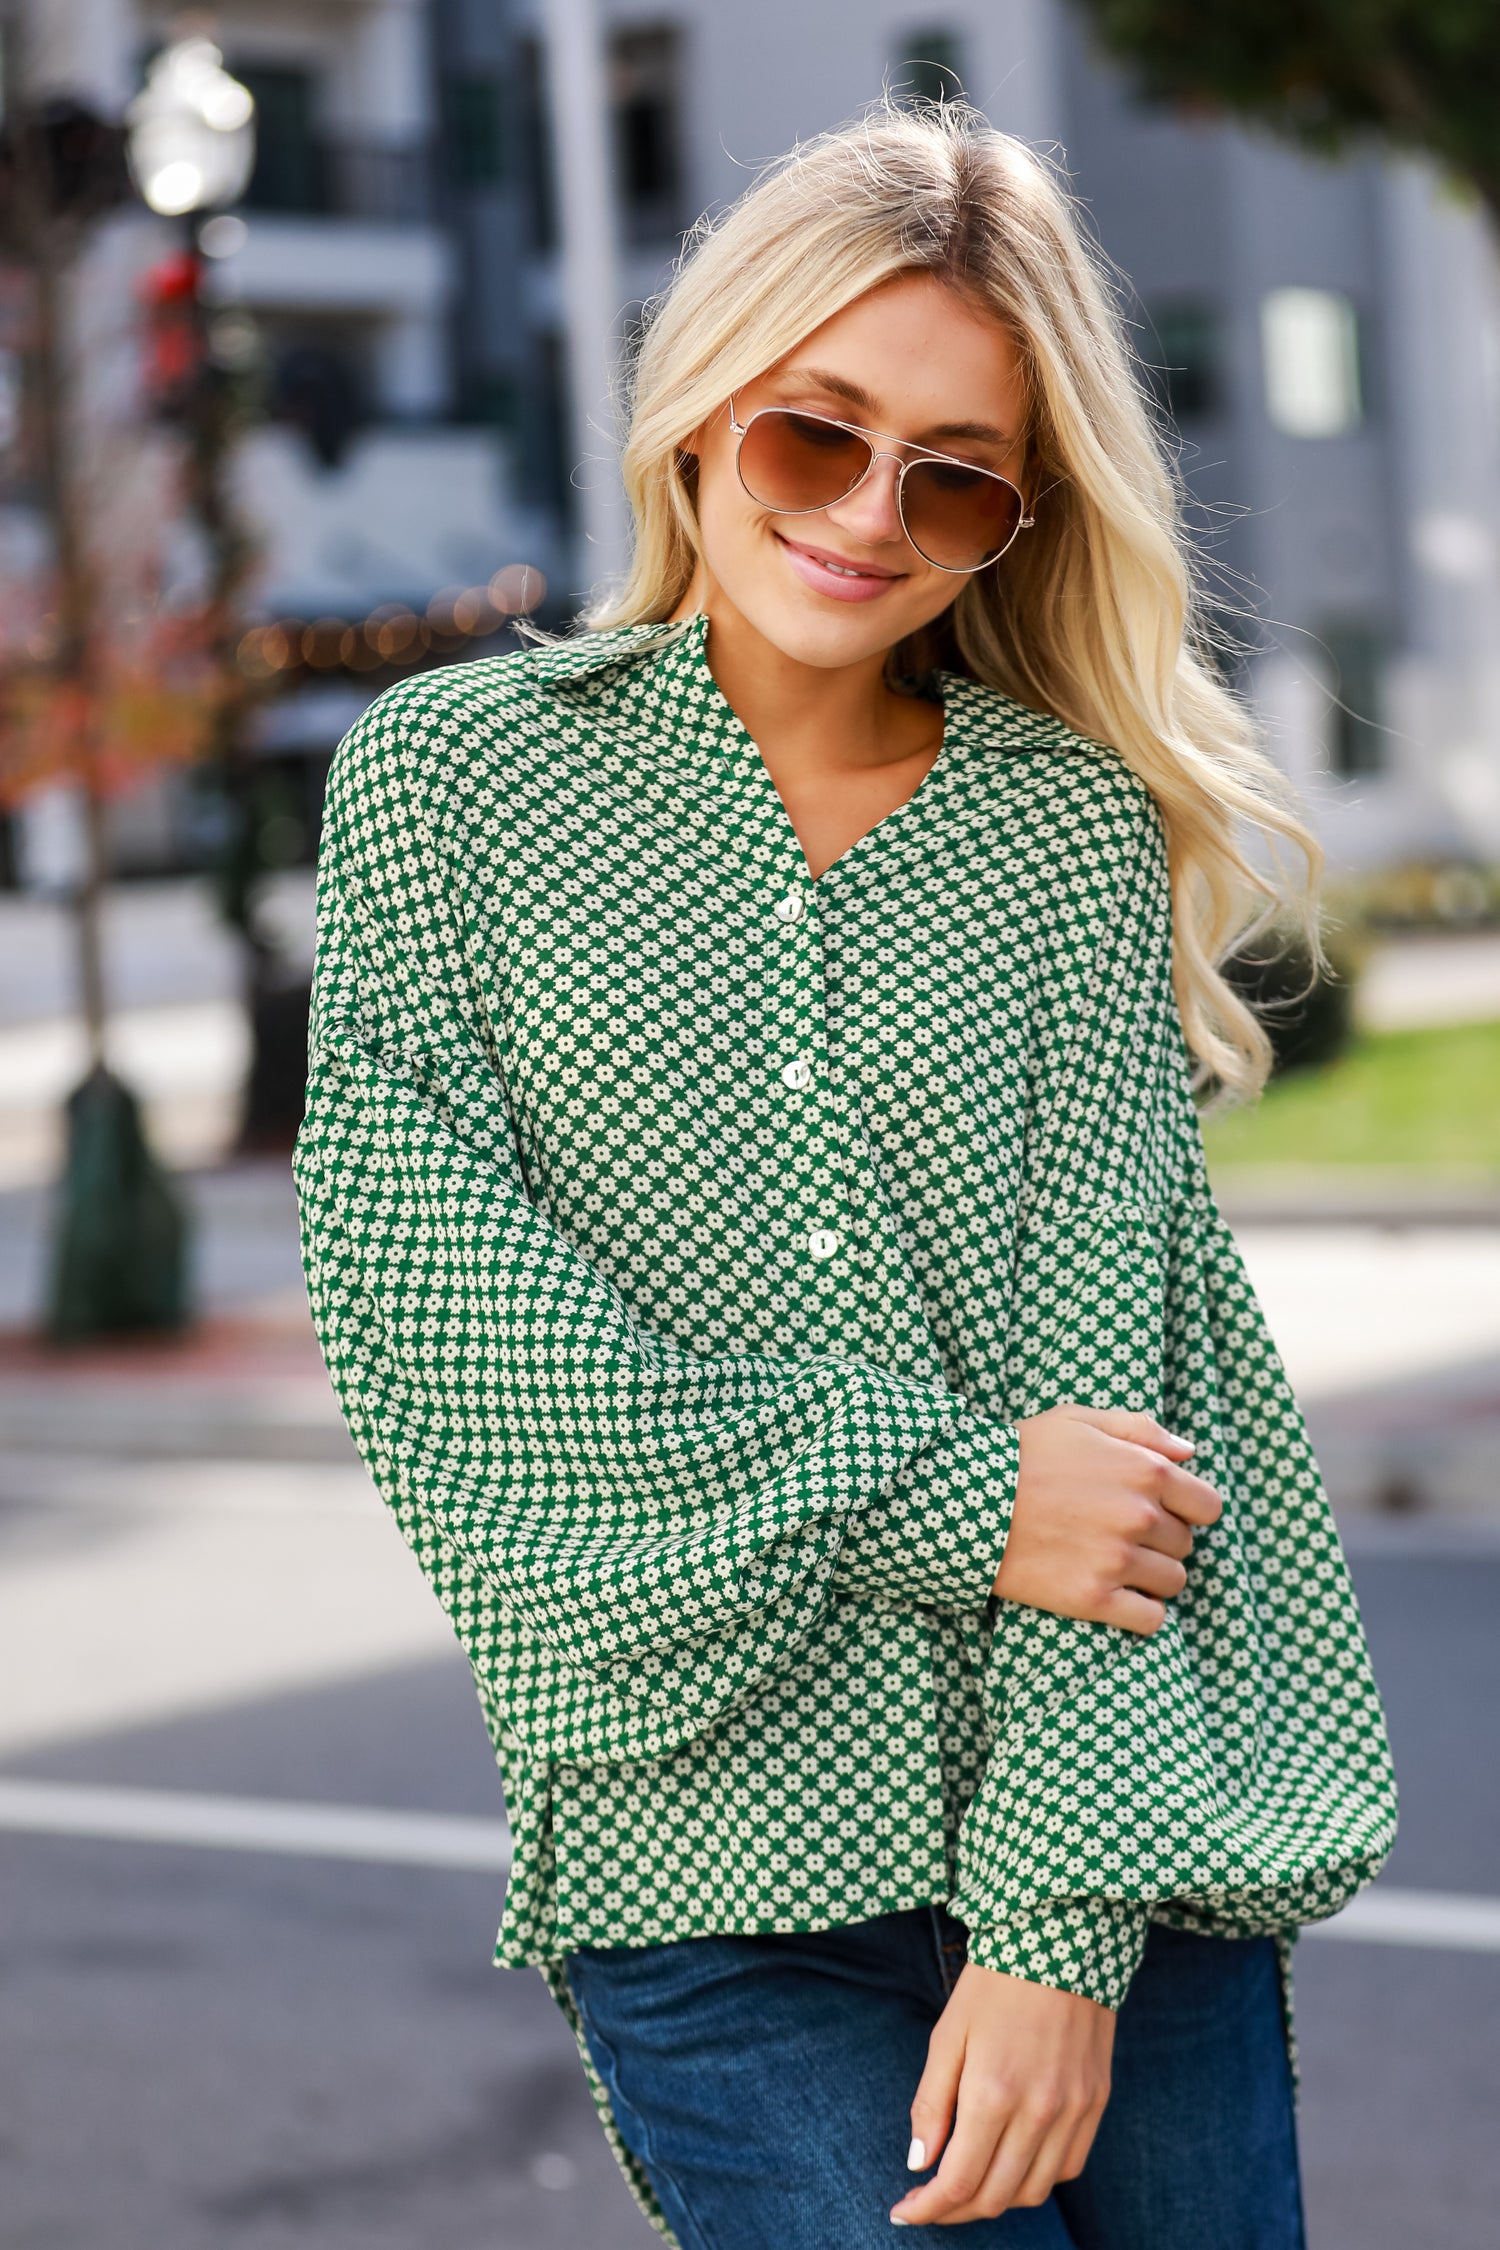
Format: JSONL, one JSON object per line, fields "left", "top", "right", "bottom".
{"left": 956, "top": 1897, "right": 1149, "bottom": 2013}
{"left": 829, "top": 1406, "right": 1019, "bottom": 1612}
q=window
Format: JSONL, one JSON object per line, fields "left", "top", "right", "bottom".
{"left": 261, "top": 313, "right": 370, "bottom": 468}
{"left": 1319, "top": 620, "right": 1387, "bottom": 776}
{"left": 1143, "top": 299, "right": 1221, "bottom": 423}
{"left": 892, "top": 30, "right": 965, "bottom": 105}
{"left": 465, "top": 370, "right": 520, "bottom": 433}
{"left": 518, "top": 331, "right": 572, "bottom": 523}
{"left": 517, "top": 38, "right": 557, "bottom": 253}
{"left": 444, "top": 75, "right": 506, "bottom": 190}
{"left": 0, "top": 347, "right": 21, "bottom": 454}
{"left": 610, "top": 26, "right": 685, "bottom": 247}
{"left": 1261, "top": 288, "right": 1362, "bottom": 438}
{"left": 233, "top": 64, "right": 327, "bottom": 214}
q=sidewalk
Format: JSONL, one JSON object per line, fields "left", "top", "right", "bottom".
{"left": 3, "top": 1160, "right": 1498, "bottom": 1525}
{"left": 0, "top": 1237, "right": 451, "bottom": 1765}
{"left": 3, "top": 881, "right": 1498, "bottom": 1196}
{"left": 0, "top": 875, "right": 311, "bottom": 1189}
{"left": 1356, "top": 928, "right": 1500, "bottom": 1032}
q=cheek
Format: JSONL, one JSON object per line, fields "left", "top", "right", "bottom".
{"left": 692, "top": 449, "right": 756, "bottom": 571}
{"left": 900, "top": 567, "right": 967, "bottom": 631}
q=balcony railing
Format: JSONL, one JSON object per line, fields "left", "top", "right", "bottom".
{"left": 243, "top": 137, "right": 434, "bottom": 226}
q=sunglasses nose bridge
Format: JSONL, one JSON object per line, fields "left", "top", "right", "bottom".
{"left": 825, "top": 445, "right": 908, "bottom": 545}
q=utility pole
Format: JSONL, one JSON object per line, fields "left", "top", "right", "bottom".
{"left": 0, "top": 82, "right": 190, "bottom": 1338}
{"left": 23, "top": 132, "right": 110, "bottom": 1079}
{"left": 541, "top": 0, "right": 628, "bottom": 594}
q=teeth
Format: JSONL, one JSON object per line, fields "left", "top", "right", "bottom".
{"left": 823, "top": 560, "right": 868, "bottom": 577}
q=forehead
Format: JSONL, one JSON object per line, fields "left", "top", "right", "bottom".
{"left": 761, "top": 273, "right": 1027, "bottom": 432}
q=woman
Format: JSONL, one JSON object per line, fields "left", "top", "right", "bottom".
{"left": 294, "top": 103, "right": 1396, "bottom": 2246}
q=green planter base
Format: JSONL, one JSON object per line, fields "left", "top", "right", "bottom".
{"left": 46, "top": 1066, "right": 191, "bottom": 1340}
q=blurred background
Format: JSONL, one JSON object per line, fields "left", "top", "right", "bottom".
{"left": 1, "top": 4, "right": 1497, "bottom": 2247}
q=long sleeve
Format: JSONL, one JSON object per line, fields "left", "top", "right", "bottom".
{"left": 293, "top": 692, "right": 1012, "bottom": 1767}
{"left": 948, "top": 805, "right": 1399, "bottom": 2008}
{"left": 829, "top": 1412, "right": 1021, "bottom": 1610}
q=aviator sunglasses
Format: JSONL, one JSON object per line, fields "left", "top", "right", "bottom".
{"left": 729, "top": 394, "right": 1035, "bottom": 574}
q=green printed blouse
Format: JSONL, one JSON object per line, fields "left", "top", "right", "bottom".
{"left": 294, "top": 611, "right": 1396, "bottom": 2233}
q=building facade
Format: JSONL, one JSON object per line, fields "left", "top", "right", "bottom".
{"left": 439, "top": 0, "right": 1500, "bottom": 876}
{"left": 4, "top": 0, "right": 1499, "bottom": 879}
{"left": 0, "top": 0, "right": 550, "bottom": 876}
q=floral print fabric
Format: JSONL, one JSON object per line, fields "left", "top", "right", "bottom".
{"left": 294, "top": 612, "right": 1396, "bottom": 2237}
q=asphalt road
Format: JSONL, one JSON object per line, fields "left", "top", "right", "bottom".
{"left": 1, "top": 1541, "right": 1497, "bottom": 2250}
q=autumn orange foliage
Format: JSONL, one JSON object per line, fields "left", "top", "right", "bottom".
{"left": 0, "top": 605, "right": 221, "bottom": 805}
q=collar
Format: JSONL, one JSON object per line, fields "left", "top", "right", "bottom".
{"left": 528, "top": 604, "right": 1061, "bottom": 772}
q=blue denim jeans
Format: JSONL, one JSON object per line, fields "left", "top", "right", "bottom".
{"left": 564, "top": 1906, "right": 1306, "bottom": 2248}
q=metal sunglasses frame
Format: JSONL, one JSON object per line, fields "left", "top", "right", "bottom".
{"left": 727, "top": 394, "right": 1036, "bottom": 574}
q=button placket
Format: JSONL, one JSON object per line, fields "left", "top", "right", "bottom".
{"left": 814, "top": 1043, "right": 950, "bottom": 1386}
{"left": 768, "top": 872, "right": 854, "bottom": 1288}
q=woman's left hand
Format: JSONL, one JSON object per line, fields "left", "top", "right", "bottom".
{"left": 890, "top": 1963, "right": 1115, "bottom": 2227}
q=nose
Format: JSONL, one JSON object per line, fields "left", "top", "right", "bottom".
{"left": 822, "top": 448, "right": 906, "bottom": 550}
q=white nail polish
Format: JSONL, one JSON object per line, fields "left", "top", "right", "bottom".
{"left": 907, "top": 2137, "right": 927, "bottom": 2170}
{"left": 891, "top": 2217, "right": 911, "bottom": 2229}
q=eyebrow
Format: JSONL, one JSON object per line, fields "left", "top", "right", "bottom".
{"left": 773, "top": 363, "right": 1017, "bottom": 449}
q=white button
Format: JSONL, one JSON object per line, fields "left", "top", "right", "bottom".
{"left": 781, "top": 1058, "right": 813, "bottom": 1091}
{"left": 808, "top": 1228, "right": 840, "bottom": 1260}
{"left": 774, "top": 890, "right": 806, "bottom": 924}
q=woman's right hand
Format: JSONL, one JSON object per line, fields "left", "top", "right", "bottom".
{"left": 991, "top": 1405, "right": 1223, "bottom": 1634}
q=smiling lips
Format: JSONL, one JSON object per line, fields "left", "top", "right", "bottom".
{"left": 775, "top": 532, "right": 906, "bottom": 604}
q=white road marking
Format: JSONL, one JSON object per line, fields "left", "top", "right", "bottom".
{"left": 1, "top": 1781, "right": 1497, "bottom": 1957}
{"left": 0, "top": 1777, "right": 511, "bottom": 1872}
{"left": 1303, "top": 1885, "right": 1500, "bottom": 1955}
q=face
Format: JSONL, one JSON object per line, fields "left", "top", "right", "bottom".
{"left": 682, "top": 272, "right": 1030, "bottom": 671}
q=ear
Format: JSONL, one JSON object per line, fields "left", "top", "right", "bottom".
{"left": 685, "top": 395, "right": 738, "bottom": 461}
{"left": 678, "top": 410, "right": 716, "bottom": 464}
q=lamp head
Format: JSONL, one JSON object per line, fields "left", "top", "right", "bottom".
{"left": 126, "top": 39, "right": 255, "bottom": 217}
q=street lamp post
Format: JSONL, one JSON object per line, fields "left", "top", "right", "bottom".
{"left": 129, "top": 47, "right": 303, "bottom": 1160}
{"left": 40, "top": 41, "right": 257, "bottom": 1341}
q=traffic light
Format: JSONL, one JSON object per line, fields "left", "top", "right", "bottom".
{"left": 0, "top": 98, "right": 131, "bottom": 248}
{"left": 138, "top": 247, "right": 205, "bottom": 418}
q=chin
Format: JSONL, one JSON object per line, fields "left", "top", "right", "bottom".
{"left": 743, "top": 586, "right": 927, "bottom": 670}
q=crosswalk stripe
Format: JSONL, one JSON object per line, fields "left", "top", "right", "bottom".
{"left": 0, "top": 1776, "right": 511, "bottom": 1872}
{"left": 1302, "top": 1884, "right": 1500, "bottom": 1955}
{"left": 2, "top": 1778, "right": 1497, "bottom": 1954}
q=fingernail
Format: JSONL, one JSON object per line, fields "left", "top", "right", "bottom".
{"left": 907, "top": 2137, "right": 927, "bottom": 2170}
{"left": 891, "top": 2217, "right": 912, "bottom": 2229}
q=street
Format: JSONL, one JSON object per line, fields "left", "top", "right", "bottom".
{"left": 2, "top": 1148, "right": 1499, "bottom": 2248}
{"left": 1, "top": 1508, "right": 1496, "bottom": 2248}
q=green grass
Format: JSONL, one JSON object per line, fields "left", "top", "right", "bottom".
{"left": 1203, "top": 1019, "right": 1500, "bottom": 1178}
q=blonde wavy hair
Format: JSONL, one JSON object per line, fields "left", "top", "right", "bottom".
{"left": 588, "top": 99, "right": 1321, "bottom": 1103}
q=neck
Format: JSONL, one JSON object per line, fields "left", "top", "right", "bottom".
{"left": 672, "top": 579, "right": 927, "bottom": 774}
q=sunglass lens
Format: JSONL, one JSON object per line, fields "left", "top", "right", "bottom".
{"left": 738, "top": 411, "right": 873, "bottom": 513}
{"left": 902, "top": 459, "right": 1024, "bottom": 570}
